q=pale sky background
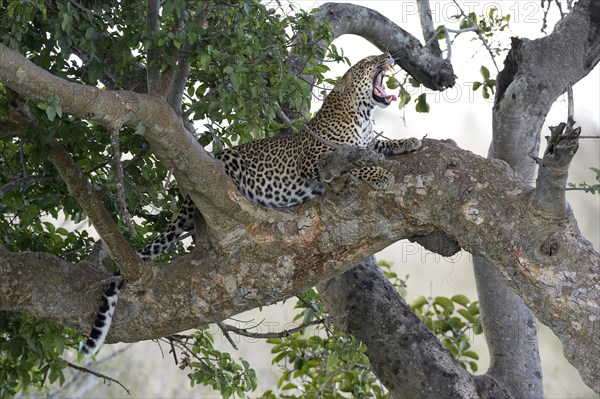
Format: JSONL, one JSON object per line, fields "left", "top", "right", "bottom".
{"left": 71, "top": 1, "right": 599, "bottom": 398}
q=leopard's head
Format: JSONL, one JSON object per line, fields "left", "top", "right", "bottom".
{"left": 333, "top": 53, "right": 397, "bottom": 108}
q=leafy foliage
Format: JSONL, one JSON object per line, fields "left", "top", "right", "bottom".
{"left": 182, "top": 330, "right": 258, "bottom": 398}
{"left": 264, "top": 262, "right": 482, "bottom": 397}
{"left": 0, "top": 312, "right": 79, "bottom": 398}
{"left": 263, "top": 289, "right": 387, "bottom": 399}
{"left": 472, "top": 65, "right": 496, "bottom": 100}
{"left": 410, "top": 295, "right": 482, "bottom": 373}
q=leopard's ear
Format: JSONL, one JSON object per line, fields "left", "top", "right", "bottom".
{"left": 333, "top": 70, "right": 354, "bottom": 93}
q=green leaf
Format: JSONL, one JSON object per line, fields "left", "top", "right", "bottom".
{"left": 472, "top": 81, "right": 482, "bottom": 91}
{"left": 457, "top": 308, "right": 475, "bottom": 323}
{"left": 410, "top": 295, "right": 429, "bottom": 309}
{"left": 451, "top": 295, "right": 469, "bottom": 307}
{"left": 45, "top": 106, "right": 57, "bottom": 121}
{"left": 480, "top": 65, "right": 490, "bottom": 80}
{"left": 200, "top": 53, "right": 211, "bottom": 70}
{"left": 397, "top": 87, "right": 411, "bottom": 110}
{"left": 469, "top": 361, "right": 479, "bottom": 372}
{"left": 415, "top": 93, "right": 430, "bottom": 113}
{"left": 326, "top": 351, "right": 338, "bottom": 370}
{"left": 84, "top": 27, "right": 97, "bottom": 41}
{"left": 433, "top": 296, "right": 454, "bottom": 314}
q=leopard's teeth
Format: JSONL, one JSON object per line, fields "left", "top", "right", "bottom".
{"left": 385, "top": 97, "right": 392, "bottom": 103}
{"left": 374, "top": 88, "right": 382, "bottom": 97}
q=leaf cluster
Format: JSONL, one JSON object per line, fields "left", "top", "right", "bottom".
{"left": 0, "top": 313, "right": 79, "bottom": 398}
{"left": 174, "top": 330, "right": 257, "bottom": 399}
{"left": 410, "top": 294, "right": 482, "bottom": 372}
{"left": 0, "top": 0, "right": 343, "bottom": 396}
{"left": 263, "top": 290, "right": 386, "bottom": 399}
{"left": 472, "top": 66, "right": 496, "bottom": 100}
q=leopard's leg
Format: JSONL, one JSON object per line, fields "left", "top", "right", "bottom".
{"left": 373, "top": 137, "right": 422, "bottom": 155}
{"left": 351, "top": 166, "right": 395, "bottom": 189}
{"left": 137, "top": 197, "right": 196, "bottom": 260}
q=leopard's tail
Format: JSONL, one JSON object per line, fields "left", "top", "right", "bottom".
{"left": 80, "top": 273, "right": 123, "bottom": 356}
{"left": 80, "top": 199, "right": 196, "bottom": 356}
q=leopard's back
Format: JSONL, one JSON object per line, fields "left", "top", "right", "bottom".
{"left": 216, "top": 133, "right": 326, "bottom": 207}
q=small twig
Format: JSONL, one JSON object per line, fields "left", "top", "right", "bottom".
{"left": 19, "top": 140, "right": 28, "bottom": 176}
{"left": 219, "top": 313, "right": 347, "bottom": 339}
{"left": 579, "top": 135, "right": 600, "bottom": 139}
{"left": 67, "top": 361, "right": 130, "bottom": 395}
{"left": 110, "top": 127, "right": 136, "bottom": 237}
{"left": 217, "top": 321, "right": 239, "bottom": 350}
{"left": 554, "top": 0, "right": 565, "bottom": 18}
{"left": 0, "top": 175, "right": 57, "bottom": 194}
{"left": 168, "top": 337, "right": 179, "bottom": 364}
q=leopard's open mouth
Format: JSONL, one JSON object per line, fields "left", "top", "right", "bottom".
{"left": 373, "top": 65, "right": 397, "bottom": 106}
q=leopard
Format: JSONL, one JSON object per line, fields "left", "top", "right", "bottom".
{"left": 80, "top": 53, "right": 423, "bottom": 356}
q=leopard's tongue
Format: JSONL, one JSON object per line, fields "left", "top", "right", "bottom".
{"left": 374, "top": 84, "right": 397, "bottom": 102}
{"left": 374, "top": 74, "right": 397, "bottom": 102}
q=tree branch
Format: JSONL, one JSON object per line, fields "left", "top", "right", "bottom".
{"left": 534, "top": 122, "right": 581, "bottom": 214}
{"left": 318, "top": 257, "right": 511, "bottom": 398}
{"left": 109, "top": 127, "right": 136, "bottom": 236}
{"left": 67, "top": 361, "right": 130, "bottom": 395}
{"left": 46, "top": 139, "right": 142, "bottom": 275}
{"left": 0, "top": 42, "right": 260, "bottom": 235}
{"left": 416, "top": 0, "right": 443, "bottom": 57}
{"left": 146, "top": 0, "right": 161, "bottom": 93}
{"left": 315, "top": 3, "right": 455, "bottom": 90}
{"left": 1, "top": 139, "right": 597, "bottom": 388}
{"left": 492, "top": 0, "right": 600, "bottom": 183}
{"left": 0, "top": 175, "right": 57, "bottom": 194}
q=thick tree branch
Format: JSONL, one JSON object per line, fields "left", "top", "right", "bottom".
{"left": 146, "top": 0, "right": 161, "bottom": 93}
{"left": 416, "top": 0, "right": 443, "bottom": 58}
{"left": 492, "top": 0, "right": 600, "bottom": 182}
{"left": 318, "top": 257, "right": 511, "bottom": 398}
{"left": 315, "top": 3, "right": 455, "bottom": 90}
{"left": 46, "top": 140, "right": 142, "bottom": 275}
{"left": 1, "top": 139, "right": 597, "bottom": 386}
{"left": 0, "top": 42, "right": 262, "bottom": 236}
{"left": 488, "top": 0, "right": 600, "bottom": 391}
{"left": 534, "top": 122, "right": 581, "bottom": 214}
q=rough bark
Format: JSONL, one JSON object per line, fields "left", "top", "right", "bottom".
{"left": 485, "top": 0, "right": 600, "bottom": 392}
{"left": 0, "top": 128, "right": 598, "bottom": 387}
{"left": 492, "top": 0, "right": 600, "bottom": 182}
{"left": 319, "top": 1, "right": 600, "bottom": 394}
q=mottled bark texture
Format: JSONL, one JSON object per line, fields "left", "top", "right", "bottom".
{"left": 486, "top": 0, "right": 600, "bottom": 393}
